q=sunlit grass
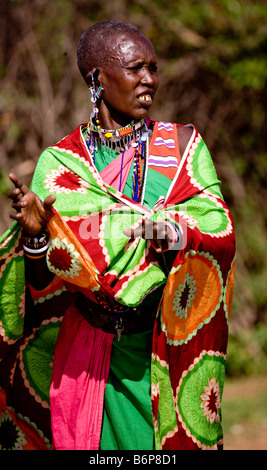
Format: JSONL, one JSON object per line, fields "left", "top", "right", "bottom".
{"left": 223, "top": 376, "right": 267, "bottom": 449}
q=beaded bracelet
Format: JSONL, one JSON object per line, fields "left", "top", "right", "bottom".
{"left": 22, "top": 230, "right": 50, "bottom": 259}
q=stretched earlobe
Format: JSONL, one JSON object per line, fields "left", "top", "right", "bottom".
{"left": 89, "top": 71, "right": 104, "bottom": 101}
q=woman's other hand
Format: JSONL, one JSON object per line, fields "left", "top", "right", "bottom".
{"left": 8, "top": 173, "right": 56, "bottom": 236}
{"left": 123, "top": 218, "right": 178, "bottom": 253}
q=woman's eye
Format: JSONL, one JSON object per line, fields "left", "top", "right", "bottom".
{"left": 129, "top": 64, "right": 143, "bottom": 71}
{"left": 128, "top": 63, "right": 158, "bottom": 73}
{"left": 150, "top": 64, "right": 158, "bottom": 73}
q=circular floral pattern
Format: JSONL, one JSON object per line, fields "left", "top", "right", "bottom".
{"left": 172, "top": 272, "right": 197, "bottom": 320}
{"left": 0, "top": 409, "right": 27, "bottom": 450}
{"left": 47, "top": 237, "right": 82, "bottom": 279}
{"left": 44, "top": 165, "right": 90, "bottom": 195}
{"left": 200, "top": 376, "right": 221, "bottom": 425}
{"left": 176, "top": 350, "right": 226, "bottom": 449}
{"left": 0, "top": 386, "right": 51, "bottom": 449}
{"left": 19, "top": 318, "right": 61, "bottom": 408}
{"left": 161, "top": 250, "right": 223, "bottom": 345}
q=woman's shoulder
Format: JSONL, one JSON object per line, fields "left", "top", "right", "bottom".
{"left": 176, "top": 124, "right": 194, "bottom": 156}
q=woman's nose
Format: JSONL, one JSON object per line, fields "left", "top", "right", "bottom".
{"left": 140, "top": 67, "right": 156, "bottom": 86}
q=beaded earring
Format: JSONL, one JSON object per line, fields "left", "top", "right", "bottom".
{"left": 89, "top": 72, "right": 104, "bottom": 131}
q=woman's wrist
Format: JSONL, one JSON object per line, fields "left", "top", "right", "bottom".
{"left": 22, "top": 229, "right": 50, "bottom": 259}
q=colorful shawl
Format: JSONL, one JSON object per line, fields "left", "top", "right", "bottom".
{"left": 0, "top": 120, "right": 236, "bottom": 450}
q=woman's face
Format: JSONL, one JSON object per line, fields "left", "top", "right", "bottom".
{"left": 97, "top": 32, "right": 159, "bottom": 129}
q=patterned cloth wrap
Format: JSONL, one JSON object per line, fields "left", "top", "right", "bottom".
{"left": 0, "top": 120, "right": 236, "bottom": 450}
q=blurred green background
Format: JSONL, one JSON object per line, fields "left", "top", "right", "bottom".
{"left": 0, "top": 0, "right": 267, "bottom": 449}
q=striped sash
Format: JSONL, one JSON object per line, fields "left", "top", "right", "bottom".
{"left": 148, "top": 122, "right": 181, "bottom": 180}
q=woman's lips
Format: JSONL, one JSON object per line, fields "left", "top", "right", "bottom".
{"left": 137, "top": 94, "right": 153, "bottom": 106}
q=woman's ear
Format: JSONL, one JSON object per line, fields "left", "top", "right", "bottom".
{"left": 97, "top": 69, "right": 104, "bottom": 87}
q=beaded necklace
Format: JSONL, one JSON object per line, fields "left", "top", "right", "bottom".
{"left": 86, "top": 119, "right": 151, "bottom": 203}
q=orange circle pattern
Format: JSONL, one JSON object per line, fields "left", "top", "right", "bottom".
{"left": 161, "top": 250, "right": 223, "bottom": 346}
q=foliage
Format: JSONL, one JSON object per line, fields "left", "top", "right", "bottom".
{"left": 226, "top": 323, "right": 267, "bottom": 377}
{"left": 0, "top": 0, "right": 267, "bottom": 338}
{"left": 0, "top": 168, "right": 10, "bottom": 196}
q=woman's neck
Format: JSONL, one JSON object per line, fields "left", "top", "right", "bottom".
{"left": 98, "top": 113, "right": 133, "bottom": 131}
{"left": 98, "top": 101, "right": 148, "bottom": 130}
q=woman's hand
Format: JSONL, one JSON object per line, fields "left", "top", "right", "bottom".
{"left": 8, "top": 173, "right": 56, "bottom": 236}
{"left": 123, "top": 218, "right": 177, "bottom": 253}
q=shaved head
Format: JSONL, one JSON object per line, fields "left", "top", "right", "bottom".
{"left": 77, "top": 21, "right": 147, "bottom": 84}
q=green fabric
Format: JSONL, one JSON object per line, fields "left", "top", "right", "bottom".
{"left": 143, "top": 167, "right": 172, "bottom": 209}
{"left": 0, "top": 223, "right": 25, "bottom": 343}
{"left": 100, "top": 330, "right": 154, "bottom": 450}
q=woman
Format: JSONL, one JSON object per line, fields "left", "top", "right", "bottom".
{"left": 0, "top": 21, "right": 236, "bottom": 450}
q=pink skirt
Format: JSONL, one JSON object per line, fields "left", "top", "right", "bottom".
{"left": 50, "top": 306, "right": 114, "bottom": 450}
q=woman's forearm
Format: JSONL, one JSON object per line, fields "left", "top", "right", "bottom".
{"left": 24, "top": 254, "right": 55, "bottom": 290}
{"left": 23, "top": 230, "right": 55, "bottom": 290}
